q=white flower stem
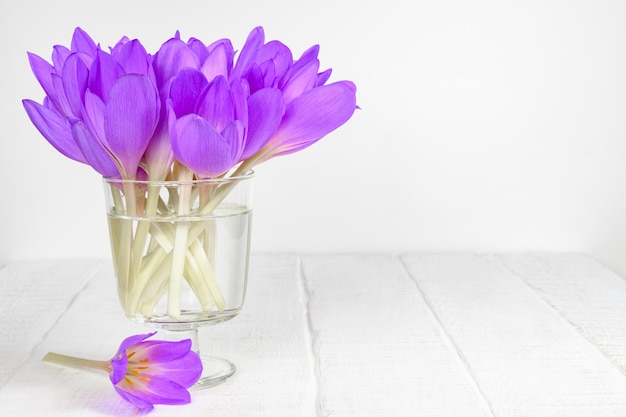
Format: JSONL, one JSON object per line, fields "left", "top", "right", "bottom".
{"left": 128, "top": 169, "right": 251, "bottom": 309}
{"left": 43, "top": 352, "right": 111, "bottom": 373}
{"left": 167, "top": 166, "right": 193, "bottom": 319}
{"left": 111, "top": 184, "right": 136, "bottom": 307}
{"left": 200, "top": 186, "right": 217, "bottom": 267}
{"left": 113, "top": 164, "right": 253, "bottom": 318}
{"left": 143, "top": 222, "right": 218, "bottom": 311}
{"left": 131, "top": 183, "right": 160, "bottom": 271}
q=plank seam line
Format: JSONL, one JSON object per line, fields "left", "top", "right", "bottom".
{"left": 297, "top": 255, "right": 323, "bottom": 417}
{"left": 398, "top": 254, "right": 497, "bottom": 417}
{"left": 491, "top": 254, "right": 626, "bottom": 379}
{"left": 3, "top": 261, "right": 103, "bottom": 384}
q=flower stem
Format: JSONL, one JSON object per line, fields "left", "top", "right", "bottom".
{"left": 43, "top": 352, "right": 111, "bottom": 373}
{"left": 110, "top": 186, "right": 134, "bottom": 306}
{"left": 131, "top": 183, "right": 160, "bottom": 271}
{"left": 167, "top": 166, "right": 194, "bottom": 319}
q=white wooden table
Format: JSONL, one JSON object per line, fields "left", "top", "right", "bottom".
{"left": 2, "top": 254, "right": 626, "bottom": 416}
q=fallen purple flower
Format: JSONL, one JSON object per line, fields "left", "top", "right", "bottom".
{"left": 43, "top": 332, "right": 203, "bottom": 412}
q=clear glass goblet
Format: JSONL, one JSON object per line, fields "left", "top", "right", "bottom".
{"left": 103, "top": 172, "right": 253, "bottom": 388}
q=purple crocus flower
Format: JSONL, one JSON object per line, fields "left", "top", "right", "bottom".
{"left": 163, "top": 63, "right": 283, "bottom": 177}
{"left": 23, "top": 28, "right": 160, "bottom": 179}
{"left": 165, "top": 69, "right": 243, "bottom": 178}
{"left": 146, "top": 33, "right": 240, "bottom": 179}
{"left": 109, "top": 332, "right": 202, "bottom": 411}
{"left": 42, "top": 332, "right": 202, "bottom": 412}
{"left": 235, "top": 28, "right": 357, "bottom": 165}
{"left": 258, "top": 80, "right": 357, "bottom": 159}
{"left": 153, "top": 30, "right": 235, "bottom": 87}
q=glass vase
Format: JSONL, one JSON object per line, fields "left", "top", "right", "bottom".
{"left": 102, "top": 172, "right": 254, "bottom": 388}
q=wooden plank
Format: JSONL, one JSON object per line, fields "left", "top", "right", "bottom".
{"left": 401, "top": 253, "right": 626, "bottom": 417}
{"left": 0, "top": 255, "right": 316, "bottom": 417}
{"left": 195, "top": 253, "right": 317, "bottom": 417}
{"left": 0, "top": 260, "right": 101, "bottom": 386}
{"left": 5, "top": 253, "right": 626, "bottom": 416}
{"left": 301, "top": 254, "right": 491, "bottom": 417}
{"left": 495, "top": 253, "right": 626, "bottom": 372}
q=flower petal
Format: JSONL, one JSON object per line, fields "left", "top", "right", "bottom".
{"left": 88, "top": 49, "right": 125, "bottom": 102}
{"left": 231, "top": 79, "right": 249, "bottom": 127}
{"left": 104, "top": 74, "right": 160, "bottom": 177}
{"left": 117, "top": 374, "right": 191, "bottom": 406}
{"left": 83, "top": 89, "right": 107, "bottom": 144}
{"left": 187, "top": 37, "right": 209, "bottom": 64}
{"left": 230, "top": 26, "right": 264, "bottom": 81}
{"left": 145, "top": 351, "right": 202, "bottom": 388}
{"left": 22, "top": 99, "right": 86, "bottom": 163}
{"left": 207, "top": 38, "right": 234, "bottom": 68}
{"left": 243, "top": 87, "right": 284, "bottom": 159}
{"left": 170, "top": 68, "right": 208, "bottom": 117}
{"left": 170, "top": 114, "right": 233, "bottom": 178}
{"left": 132, "top": 339, "right": 193, "bottom": 363}
{"left": 113, "top": 386, "right": 154, "bottom": 411}
{"left": 222, "top": 120, "right": 245, "bottom": 162}
{"left": 195, "top": 75, "right": 233, "bottom": 132}
{"left": 71, "top": 27, "right": 97, "bottom": 58}
{"left": 246, "top": 64, "right": 266, "bottom": 93}
{"left": 201, "top": 41, "right": 230, "bottom": 83}
{"left": 154, "top": 38, "right": 200, "bottom": 86}
{"left": 27, "top": 52, "right": 55, "bottom": 100}
{"left": 28, "top": 53, "right": 73, "bottom": 118}
{"left": 111, "top": 39, "right": 150, "bottom": 76}
{"left": 112, "top": 35, "right": 130, "bottom": 49}
{"left": 280, "top": 46, "right": 320, "bottom": 104}
{"left": 61, "top": 53, "right": 89, "bottom": 117}
{"left": 255, "top": 40, "right": 293, "bottom": 81}
{"left": 71, "top": 120, "right": 120, "bottom": 177}
{"left": 268, "top": 81, "right": 357, "bottom": 156}
{"left": 144, "top": 103, "right": 174, "bottom": 180}
{"left": 50, "top": 74, "right": 73, "bottom": 116}
{"left": 117, "top": 332, "right": 157, "bottom": 358}
{"left": 51, "top": 45, "right": 71, "bottom": 73}
{"left": 316, "top": 68, "right": 332, "bottom": 86}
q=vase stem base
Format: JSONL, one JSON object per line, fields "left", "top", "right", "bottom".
{"left": 193, "top": 356, "right": 236, "bottom": 390}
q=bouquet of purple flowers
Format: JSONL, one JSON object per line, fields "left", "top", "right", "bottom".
{"left": 24, "top": 26, "right": 357, "bottom": 181}
{"left": 23, "top": 27, "right": 357, "bottom": 320}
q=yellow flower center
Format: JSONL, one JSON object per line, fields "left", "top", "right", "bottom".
{"left": 125, "top": 351, "right": 151, "bottom": 381}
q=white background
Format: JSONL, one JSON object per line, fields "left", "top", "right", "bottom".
{"left": 2, "top": 0, "right": 626, "bottom": 276}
